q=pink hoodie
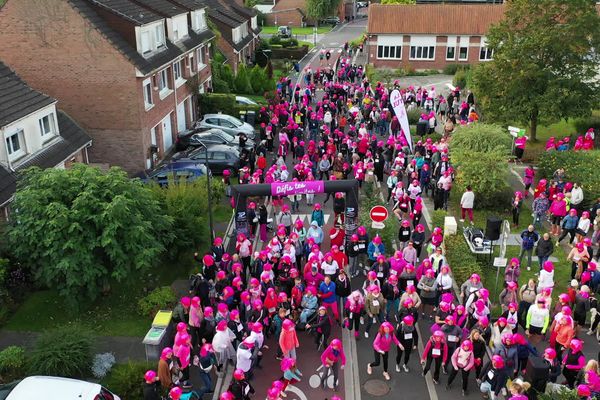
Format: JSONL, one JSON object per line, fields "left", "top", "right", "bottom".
{"left": 373, "top": 332, "right": 400, "bottom": 353}
{"left": 321, "top": 345, "right": 346, "bottom": 367}
{"left": 549, "top": 199, "right": 567, "bottom": 217}
{"left": 451, "top": 347, "right": 474, "bottom": 370}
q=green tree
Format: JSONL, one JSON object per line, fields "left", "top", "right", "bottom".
{"left": 7, "top": 165, "right": 173, "bottom": 303}
{"left": 471, "top": 0, "right": 600, "bottom": 141}
{"left": 380, "top": 0, "right": 415, "bottom": 4}
{"left": 234, "top": 64, "right": 254, "bottom": 94}
{"left": 305, "top": 0, "right": 342, "bottom": 26}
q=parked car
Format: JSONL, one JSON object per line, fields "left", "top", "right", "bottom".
{"left": 321, "top": 16, "right": 340, "bottom": 26}
{"left": 276, "top": 25, "right": 291, "bottom": 38}
{"left": 176, "top": 128, "right": 254, "bottom": 151}
{"left": 235, "top": 96, "right": 258, "bottom": 106}
{"left": 357, "top": 1, "right": 368, "bottom": 8}
{"left": 195, "top": 113, "right": 255, "bottom": 140}
{"left": 0, "top": 376, "right": 121, "bottom": 400}
{"left": 171, "top": 144, "right": 240, "bottom": 175}
{"left": 135, "top": 163, "right": 208, "bottom": 186}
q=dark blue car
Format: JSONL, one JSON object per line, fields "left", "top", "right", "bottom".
{"left": 136, "top": 163, "right": 208, "bottom": 187}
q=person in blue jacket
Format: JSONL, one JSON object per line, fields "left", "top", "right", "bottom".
{"left": 311, "top": 203, "right": 325, "bottom": 227}
{"left": 319, "top": 275, "right": 339, "bottom": 322}
{"left": 367, "top": 235, "right": 385, "bottom": 263}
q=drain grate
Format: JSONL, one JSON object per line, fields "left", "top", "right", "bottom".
{"left": 363, "top": 379, "right": 390, "bottom": 396}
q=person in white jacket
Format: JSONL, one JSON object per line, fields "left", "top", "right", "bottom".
{"left": 538, "top": 261, "right": 555, "bottom": 291}
{"left": 460, "top": 186, "right": 475, "bottom": 224}
{"left": 571, "top": 183, "right": 584, "bottom": 213}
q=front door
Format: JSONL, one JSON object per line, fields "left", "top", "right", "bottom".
{"left": 176, "top": 101, "right": 186, "bottom": 133}
{"left": 162, "top": 113, "right": 173, "bottom": 152}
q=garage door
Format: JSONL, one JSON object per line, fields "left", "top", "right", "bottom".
{"left": 162, "top": 113, "right": 173, "bottom": 151}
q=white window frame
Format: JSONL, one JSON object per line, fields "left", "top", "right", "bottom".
{"left": 409, "top": 45, "right": 435, "bottom": 60}
{"left": 446, "top": 35, "right": 456, "bottom": 61}
{"left": 197, "top": 46, "right": 207, "bottom": 70}
{"left": 458, "top": 36, "right": 469, "bottom": 61}
{"left": 5, "top": 129, "right": 25, "bottom": 161}
{"left": 38, "top": 113, "right": 56, "bottom": 138}
{"left": 158, "top": 68, "right": 172, "bottom": 99}
{"left": 143, "top": 78, "right": 154, "bottom": 110}
{"left": 409, "top": 35, "right": 436, "bottom": 61}
{"left": 173, "top": 60, "right": 185, "bottom": 87}
{"left": 376, "top": 45, "right": 402, "bottom": 60}
{"left": 479, "top": 37, "right": 493, "bottom": 61}
{"left": 141, "top": 30, "right": 152, "bottom": 54}
{"left": 194, "top": 9, "right": 207, "bottom": 32}
{"left": 155, "top": 24, "right": 165, "bottom": 49}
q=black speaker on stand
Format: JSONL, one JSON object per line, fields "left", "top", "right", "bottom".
{"left": 485, "top": 217, "right": 502, "bottom": 241}
{"left": 416, "top": 121, "right": 428, "bottom": 137}
{"left": 524, "top": 356, "right": 549, "bottom": 400}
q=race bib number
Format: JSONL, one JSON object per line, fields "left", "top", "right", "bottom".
{"left": 404, "top": 333, "right": 413, "bottom": 340}
{"left": 359, "top": 244, "right": 366, "bottom": 250}
{"left": 407, "top": 280, "right": 414, "bottom": 287}
{"left": 377, "top": 272, "right": 384, "bottom": 278}
{"left": 448, "top": 335, "right": 458, "bottom": 342}
{"left": 268, "top": 307, "right": 276, "bottom": 313}
{"left": 487, "top": 370, "right": 495, "bottom": 380}
{"left": 372, "top": 300, "right": 380, "bottom": 307}
{"left": 432, "top": 348, "right": 441, "bottom": 356}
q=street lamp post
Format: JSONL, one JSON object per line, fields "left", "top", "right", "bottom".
{"left": 199, "top": 141, "right": 214, "bottom": 243}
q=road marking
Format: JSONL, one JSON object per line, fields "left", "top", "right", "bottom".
{"left": 510, "top": 167, "right": 534, "bottom": 196}
{"left": 286, "top": 384, "right": 309, "bottom": 400}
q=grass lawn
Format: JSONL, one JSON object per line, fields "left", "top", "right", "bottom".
{"left": 5, "top": 254, "right": 196, "bottom": 336}
{"left": 298, "top": 40, "right": 315, "bottom": 49}
{"left": 260, "top": 26, "right": 332, "bottom": 35}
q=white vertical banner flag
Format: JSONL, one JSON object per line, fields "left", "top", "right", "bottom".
{"left": 390, "top": 89, "right": 413, "bottom": 152}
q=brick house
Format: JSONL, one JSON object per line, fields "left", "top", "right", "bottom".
{"left": 0, "top": 0, "right": 214, "bottom": 174}
{"left": 0, "top": 61, "right": 92, "bottom": 218}
{"left": 264, "top": 0, "right": 351, "bottom": 27}
{"left": 203, "top": 0, "right": 261, "bottom": 73}
{"left": 366, "top": 4, "right": 505, "bottom": 70}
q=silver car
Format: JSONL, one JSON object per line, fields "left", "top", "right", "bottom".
{"left": 195, "top": 113, "right": 255, "bottom": 140}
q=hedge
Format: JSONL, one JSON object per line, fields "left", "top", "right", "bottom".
{"left": 537, "top": 150, "right": 600, "bottom": 208}
{"left": 199, "top": 94, "right": 261, "bottom": 122}
{"left": 444, "top": 234, "right": 483, "bottom": 288}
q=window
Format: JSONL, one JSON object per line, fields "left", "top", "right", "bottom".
{"left": 173, "top": 25, "right": 179, "bottom": 42}
{"left": 197, "top": 46, "right": 206, "bottom": 68}
{"left": 158, "top": 68, "right": 170, "bottom": 92}
{"left": 232, "top": 27, "right": 242, "bottom": 44}
{"left": 155, "top": 24, "right": 165, "bottom": 48}
{"left": 5, "top": 130, "right": 25, "bottom": 160}
{"left": 212, "top": 152, "right": 227, "bottom": 160}
{"left": 38, "top": 113, "right": 56, "bottom": 137}
{"left": 446, "top": 47, "right": 455, "bottom": 60}
{"left": 251, "top": 16, "right": 257, "bottom": 30}
{"left": 143, "top": 79, "right": 153, "bottom": 109}
{"left": 376, "top": 45, "right": 402, "bottom": 60}
{"left": 480, "top": 47, "right": 493, "bottom": 61}
{"left": 194, "top": 9, "right": 207, "bottom": 31}
{"left": 409, "top": 45, "right": 435, "bottom": 60}
{"left": 141, "top": 31, "right": 152, "bottom": 54}
{"left": 458, "top": 36, "right": 469, "bottom": 61}
{"left": 173, "top": 61, "right": 182, "bottom": 81}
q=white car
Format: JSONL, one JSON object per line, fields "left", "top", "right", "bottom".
{"left": 1, "top": 376, "right": 121, "bottom": 400}
{"left": 235, "top": 96, "right": 258, "bottom": 106}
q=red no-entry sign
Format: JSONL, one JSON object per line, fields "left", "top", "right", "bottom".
{"left": 370, "top": 205, "right": 389, "bottom": 223}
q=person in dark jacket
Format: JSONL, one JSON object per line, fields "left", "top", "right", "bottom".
{"left": 333, "top": 192, "right": 346, "bottom": 225}
{"left": 519, "top": 225, "right": 539, "bottom": 271}
{"left": 535, "top": 233, "right": 554, "bottom": 271}
{"left": 479, "top": 355, "right": 509, "bottom": 399}
{"left": 229, "top": 369, "right": 255, "bottom": 400}
{"left": 306, "top": 306, "right": 331, "bottom": 348}
{"left": 142, "top": 370, "right": 161, "bottom": 400}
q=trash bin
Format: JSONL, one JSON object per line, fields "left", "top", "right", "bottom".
{"left": 143, "top": 327, "right": 167, "bottom": 361}
{"left": 142, "top": 310, "right": 173, "bottom": 361}
{"left": 238, "top": 110, "right": 247, "bottom": 122}
{"left": 245, "top": 110, "right": 256, "bottom": 126}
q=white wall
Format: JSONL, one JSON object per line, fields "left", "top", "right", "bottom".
{"left": 169, "top": 13, "right": 189, "bottom": 42}
{"left": 0, "top": 104, "right": 59, "bottom": 165}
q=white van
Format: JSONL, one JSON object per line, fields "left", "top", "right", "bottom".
{"left": 0, "top": 376, "right": 121, "bottom": 400}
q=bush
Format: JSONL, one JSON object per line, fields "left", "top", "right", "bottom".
{"left": 234, "top": 64, "right": 253, "bottom": 94}
{"left": 443, "top": 64, "right": 463, "bottom": 75}
{"left": 212, "top": 77, "right": 231, "bottom": 93}
{"left": 453, "top": 67, "right": 471, "bottom": 89}
{"left": 407, "top": 108, "right": 425, "bottom": 125}
{"left": 269, "top": 35, "right": 281, "bottom": 45}
{"left": 199, "top": 93, "right": 236, "bottom": 115}
{"left": 29, "top": 325, "right": 93, "bottom": 377}
{"left": 432, "top": 210, "right": 447, "bottom": 230}
{"left": 92, "top": 353, "right": 116, "bottom": 380}
{"left": 0, "top": 346, "right": 26, "bottom": 382}
{"left": 538, "top": 150, "right": 600, "bottom": 209}
{"left": 444, "top": 234, "right": 483, "bottom": 287}
{"left": 423, "top": 69, "right": 440, "bottom": 75}
{"left": 150, "top": 178, "right": 224, "bottom": 257}
{"left": 451, "top": 123, "right": 512, "bottom": 155}
{"left": 137, "top": 286, "right": 176, "bottom": 318}
{"left": 573, "top": 115, "right": 600, "bottom": 134}
{"left": 102, "top": 361, "right": 154, "bottom": 400}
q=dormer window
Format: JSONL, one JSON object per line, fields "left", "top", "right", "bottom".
{"left": 251, "top": 16, "right": 257, "bottom": 30}
{"left": 38, "top": 113, "right": 57, "bottom": 139}
{"left": 139, "top": 21, "right": 166, "bottom": 57}
{"left": 232, "top": 26, "right": 242, "bottom": 43}
{"left": 170, "top": 14, "right": 189, "bottom": 43}
{"left": 193, "top": 9, "right": 207, "bottom": 32}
